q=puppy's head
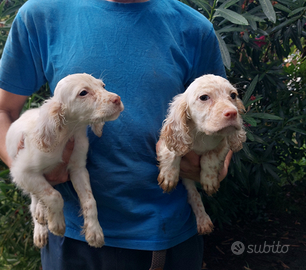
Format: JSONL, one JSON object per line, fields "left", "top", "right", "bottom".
{"left": 185, "top": 74, "right": 246, "bottom": 151}
{"left": 34, "top": 74, "right": 124, "bottom": 152}
{"left": 54, "top": 73, "right": 124, "bottom": 127}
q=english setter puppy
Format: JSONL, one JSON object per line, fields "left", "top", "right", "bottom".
{"left": 6, "top": 73, "right": 124, "bottom": 248}
{"left": 157, "top": 75, "right": 246, "bottom": 234}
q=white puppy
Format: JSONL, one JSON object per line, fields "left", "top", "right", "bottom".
{"left": 6, "top": 73, "right": 124, "bottom": 248}
{"left": 157, "top": 74, "right": 246, "bottom": 234}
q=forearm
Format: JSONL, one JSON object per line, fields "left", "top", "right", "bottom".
{"left": 0, "top": 110, "right": 15, "bottom": 167}
{"left": 0, "top": 89, "right": 28, "bottom": 167}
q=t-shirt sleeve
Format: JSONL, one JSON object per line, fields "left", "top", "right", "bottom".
{"left": 0, "top": 10, "right": 46, "bottom": 96}
{"left": 186, "top": 24, "right": 226, "bottom": 87}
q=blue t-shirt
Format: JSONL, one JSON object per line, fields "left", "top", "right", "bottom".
{"left": 0, "top": 0, "right": 226, "bottom": 250}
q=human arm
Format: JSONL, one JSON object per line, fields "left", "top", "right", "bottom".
{"left": 0, "top": 88, "right": 28, "bottom": 168}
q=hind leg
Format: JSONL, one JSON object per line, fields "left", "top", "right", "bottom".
{"left": 30, "top": 194, "right": 48, "bottom": 248}
{"left": 12, "top": 171, "right": 65, "bottom": 237}
{"left": 183, "top": 179, "right": 214, "bottom": 234}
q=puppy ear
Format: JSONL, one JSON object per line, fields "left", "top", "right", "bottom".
{"left": 160, "top": 93, "right": 192, "bottom": 156}
{"left": 237, "top": 98, "right": 246, "bottom": 114}
{"left": 90, "top": 122, "right": 105, "bottom": 137}
{"left": 228, "top": 97, "right": 247, "bottom": 152}
{"left": 34, "top": 99, "right": 66, "bottom": 152}
{"left": 228, "top": 128, "right": 246, "bottom": 152}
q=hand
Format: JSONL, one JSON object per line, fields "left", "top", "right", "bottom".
{"left": 218, "top": 150, "right": 233, "bottom": 182}
{"left": 179, "top": 150, "right": 233, "bottom": 182}
{"left": 179, "top": 151, "right": 201, "bottom": 182}
{"left": 44, "top": 138, "right": 75, "bottom": 186}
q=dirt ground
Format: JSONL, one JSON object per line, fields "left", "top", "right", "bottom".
{"left": 202, "top": 182, "right": 306, "bottom": 270}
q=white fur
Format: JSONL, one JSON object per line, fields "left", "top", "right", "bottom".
{"left": 6, "top": 73, "right": 124, "bottom": 248}
{"left": 157, "top": 74, "right": 246, "bottom": 234}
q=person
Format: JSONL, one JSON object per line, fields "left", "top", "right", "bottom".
{"left": 0, "top": 0, "right": 232, "bottom": 269}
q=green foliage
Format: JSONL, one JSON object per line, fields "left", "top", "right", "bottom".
{"left": 183, "top": 0, "right": 306, "bottom": 225}
{"left": 0, "top": 0, "right": 27, "bottom": 57}
{"left": 0, "top": 172, "right": 41, "bottom": 270}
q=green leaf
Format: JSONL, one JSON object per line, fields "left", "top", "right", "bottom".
{"left": 243, "top": 14, "right": 265, "bottom": 23}
{"left": 242, "top": 143, "right": 257, "bottom": 162}
{"left": 214, "top": 8, "right": 249, "bottom": 25}
{"left": 288, "top": 7, "right": 306, "bottom": 17}
{"left": 246, "top": 113, "right": 283, "bottom": 120}
{"left": 215, "top": 32, "right": 231, "bottom": 70}
{"left": 290, "top": 28, "right": 303, "bottom": 51}
{"left": 242, "top": 115, "right": 258, "bottom": 126}
{"left": 216, "top": 26, "right": 245, "bottom": 33}
{"left": 0, "top": 0, "right": 6, "bottom": 17}
{"left": 259, "top": 0, "right": 276, "bottom": 23}
{"left": 284, "top": 127, "right": 306, "bottom": 135}
{"left": 274, "top": 3, "right": 292, "bottom": 13}
{"left": 246, "top": 16, "right": 257, "bottom": 30}
{"left": 219, "top": 0, "right": 240, "bottom": 9}
{"left": 242, "top": 75, "right": 259, "bottom": 105}
{"left": 269, "top": 15, "right": 300, "bottom": 34}
{"left": 244, "top": 96, "right": 263, "bottom": 108}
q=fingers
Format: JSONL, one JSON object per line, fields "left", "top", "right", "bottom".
{"left": 62, "top": 137, "right": 74, "bottom": 164}
{"left": 45, "top": 164, "right": 70, "bottom": 186}
{"left": 45, "top": 137, "right": 75, "bottom": 186}
{"left": 179, "top": 151, "right": 201, "bottom": 182}
{"left": 218, "top": 150, "right": 233, "bottom": 182}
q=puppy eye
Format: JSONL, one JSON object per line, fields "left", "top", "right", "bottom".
{"left": 199, "top": 95, "right": 210, "bottom": 101}
{"left": 230, "top": 93, "right": 237, "bottom": 99}
{"left": 79, "top": 90, "right": 88, "bottom": 96}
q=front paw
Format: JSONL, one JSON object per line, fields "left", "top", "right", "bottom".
{"left": 157, "top": 170, "right": 179, "bottom": 193}
{"left": 201, "top": 174, "right": 220, "bottom": 196}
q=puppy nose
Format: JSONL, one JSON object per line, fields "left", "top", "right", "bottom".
{"left": 223, "top": 109, "right": 237, "bottom": 119}
{"left": 110, "top": 95, "right": 121, "bottom": 105}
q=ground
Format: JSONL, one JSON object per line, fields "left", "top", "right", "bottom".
{"left": 202, "top": 182, "right": 306, "bottom": 270}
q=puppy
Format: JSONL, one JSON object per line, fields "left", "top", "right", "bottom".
{"left": 157, "top": 74, "right": 246, "bottom": 234}
{"left": 6, "top": 73, "right": 124, "bottom": 248}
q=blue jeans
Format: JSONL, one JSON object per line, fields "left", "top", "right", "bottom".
{"left": 41, "top": 233, "right": 203, "bottom": 270}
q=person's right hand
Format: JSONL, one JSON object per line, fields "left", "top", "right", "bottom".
{"left": 44, "top": 138, "right": 75, "bottom": 186}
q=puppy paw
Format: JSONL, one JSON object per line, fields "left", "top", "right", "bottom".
{"left": 201, "top": 175, "right": 220, "bottom": 196}
{"left": 197, "top": 215, "right": 214, "bottom": 235}
{"left": 84, "top": 222, "right": 105, "bottom": 248}
{"left": 48, "top": 211, "right": 65, "bottom": 236}
{"left": 35, "top": 201, "right": 47, "bottom": 225}
{"left": 157, "top": 170, "right": 179, "bottom": 193}
{"left": 33, "top": 222, "right": 48, "bottom": 248}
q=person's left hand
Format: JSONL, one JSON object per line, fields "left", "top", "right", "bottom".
{"left": 156, "top": 140, "right": 232, "bottom": 183}
{"left": 179, "top": 150, "right": 233, "bottom": 182}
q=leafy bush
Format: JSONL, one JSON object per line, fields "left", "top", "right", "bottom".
{"left": 183, "top": 0, "right": 306, "bottom": 225}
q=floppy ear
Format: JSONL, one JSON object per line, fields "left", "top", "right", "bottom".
{"left": 228, "top": 97, "right": 247, "bottom": 152}
{"left": 160, "top": 93, "right": 192, "bottom": 156}
{"left": 34, "top": 99, "right": 66, "bottom": 152}
{"left": 90, "top": 122, "right": 105, "bottom": 137}
{"left": 236, "top": 98, "right": 246, "bottom": 114}
{"left": 228, "top": 128, "right": 246, "bottom": 152}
